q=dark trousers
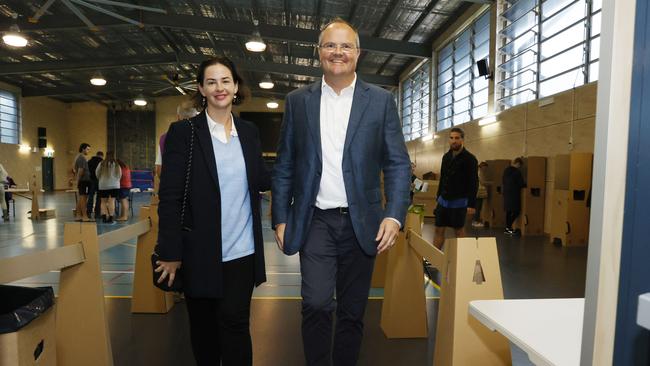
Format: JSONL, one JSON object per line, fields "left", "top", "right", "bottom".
{"left": 184, "top": 254, "right": 255, "bottom": 366}
{"left": 300, "top": 208, "right": 375, "bottom": 366}
{"left": 506, "top": 210, "right": 520, "bottom": 230}
{"left": 474, "top": 198, "right": 484, "bottom": 222}
{"left": 86, "top": 181, "right": 100, "bottom": 218}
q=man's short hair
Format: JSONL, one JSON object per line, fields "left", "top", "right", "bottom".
{"left": 514, "top": 157, "right": 524, "bottom": 166}
{"left": 450, "top": 127, "right": 465, "bottom": 139}
{"left": 97, "top": 151, "right": 104, "bottom": 157}
{"left": 177, "top": 101, "right": 199, "bottom": 119}
{"left": 318, "top": 17, "right": 360, "bottom": 49}
{"left": 79, "top": 143, "right": 90, "bottom": 152}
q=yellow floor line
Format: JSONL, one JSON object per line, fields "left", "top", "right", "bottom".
{"left": 103, "top": 295, "right": 440, "bottom": 300}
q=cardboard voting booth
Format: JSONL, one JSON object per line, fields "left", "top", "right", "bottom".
{"left": 380, "top": 212, "right": 511, "bottom": 365}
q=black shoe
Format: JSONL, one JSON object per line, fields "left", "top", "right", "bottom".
{"left": 504, "top": 228, "right": 514, "bottom": 235}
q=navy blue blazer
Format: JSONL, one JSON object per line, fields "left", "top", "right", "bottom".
{"left": 272, "top": 78, "right": 411, "bottom": 256}
{"left": 158, "top": 112, "right": 271, "bottom": 298}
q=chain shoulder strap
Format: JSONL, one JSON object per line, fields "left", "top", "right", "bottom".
{"left": 180, "top": 119, "right": 194, "bottom": 228}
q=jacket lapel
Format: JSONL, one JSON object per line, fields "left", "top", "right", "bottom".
{"left": 343, "top": 79, "right": 370, "bottom": 156}
{"left": 194, "top": 112, "right": 220, "bottom": 189}
{"left": 305, "top": 81, "right": 322, "bottom": 163}
{"left": 233, "top": 117, "right": 255, "bottom": 190}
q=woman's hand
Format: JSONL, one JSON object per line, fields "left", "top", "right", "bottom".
{"left": 155, "top": 260, "right": 182, "bottom": 287}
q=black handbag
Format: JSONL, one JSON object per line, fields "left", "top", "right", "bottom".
{"left": 152, "top": 119, "right": 194, "bottom": 292}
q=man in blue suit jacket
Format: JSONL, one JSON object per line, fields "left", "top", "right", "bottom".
{"left": 272, "top": 18, "right": 411, "bottom": 366}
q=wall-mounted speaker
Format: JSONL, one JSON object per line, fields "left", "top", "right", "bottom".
{"left": 476, "top": 58, "right": 492, "bottom": 79}
{"left": 37, "top": 127, "right": 47, "bottom": 148}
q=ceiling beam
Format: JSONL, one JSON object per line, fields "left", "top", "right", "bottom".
{"left": 3, "top": 13, "right": 430, "bottom": 58}
{"left": 1, "top": 53, "right": 398, "bottom": 86}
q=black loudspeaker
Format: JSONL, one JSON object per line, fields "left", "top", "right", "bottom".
{"left": 476, "top": 58, "right": 491, "bottom": 79}
{"left": 38, "top": 127, "right": 47, "bottom": 148}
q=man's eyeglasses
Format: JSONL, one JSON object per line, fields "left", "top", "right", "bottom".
{"left": 318, "top": 43, "right": 359, "bottom": 54}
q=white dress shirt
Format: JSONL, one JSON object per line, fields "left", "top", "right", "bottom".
{"left": 206, "top": 111, "right": 237, "bottom": 143}
{"left": 315, "top": 75, "right": 356, "bottom": 209}
{"left": 314, "top": 75, "right": 402, "bottom": 228}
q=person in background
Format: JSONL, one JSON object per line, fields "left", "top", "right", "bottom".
{"left": 95, "top": 151, "right": 122, "bottom": 224}
{"left": 87, "top": 151, "right": 104, "bottom": 220}
{"left": 155, "top": 101, "right": 199, "bottom": 178}
{"left": 503, "top": 157, "right": 526, "bottom": 235}
{"left": 433, "top": 127, "right": 478, "bottom": 250}
{"left": 0, "top": 163, "right": 8, "bottom": 221}
{"left": 3, "top": 176, "right": 16, "bottom": 216}
{"left": 116, "top": 159, "right": 132, "bottom": 222}
{"left": 156, "top": 56, "right": 271, "bottom": 366}
{"left": 472, "top": 161, "right": 489, "bottom": 227}
{"left": 73, "top": 143, "right": 93, "bottom": 222}
{"left": 410, "top": 161, "right": 419, "bottom": 204}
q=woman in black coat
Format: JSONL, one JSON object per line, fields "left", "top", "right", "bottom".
{"left": 503, "top": 157, "right": 525, "bottom": 234}
{"left": 155, "top": 56, "right": 271, "bottom": 366}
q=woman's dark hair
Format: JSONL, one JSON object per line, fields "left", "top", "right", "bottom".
{"left": 79, "top": 143, "right": 90, "bottom": 152}
{"left": 192, "top": 56, "right": 246, "bottom": 110}
{"left": 116, "top": 159, "right": 128, "bottom": 169}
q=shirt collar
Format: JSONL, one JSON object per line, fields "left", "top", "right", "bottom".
{"left": 205, "top": 111, "right": 238, "bottom": 137}
{"left": 321, "top": 73, "right": 357, "bottom": 96}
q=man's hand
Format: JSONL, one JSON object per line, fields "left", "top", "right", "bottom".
{"left": 467, "top": 207, "right": 476, "bottom": 216}
{"left": 275, "top": 223, "right": 286, "bottom": 251}
{"left": 154, "top": 260, "right": 182, "bottom": 287}
{"left": 375, "top": 219, "right": 400, "bottom": 254}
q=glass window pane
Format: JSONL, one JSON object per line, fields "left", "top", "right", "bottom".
{"left": 499, "top": 89, "right": 536, "bottom": 109}
{"left": 453, "top": 84, "right": 471, "bottom": 101}
{"left": 540, "top": 21, "right": 585, "bottom": 58}
{"left": 500, "top": 29, "right": 537, "bottom": 56}
{"left": 438, "top": 67, "right": 453, "bottom": 85}
{"left": 473, "top": 41, "right": 490, "bottom": 62}
{"left": 502, "top": 0, "right": 536, "bottom": 23}
{"left": 500, "top": 49, "right": 537, "bottom": 74}
{"left": 539, "top": 68, "right": 585, "bottom": 97}
{"left": 456, "top": 29, "right": 471, "bottom": 46}
{"left": 499, "top": 68, "right": 536, "bottom": 91}
{"left": 500, "top": 11, "right": 537, "bottom": 40}
{"left": 454, "top": 42, "right": 471, "bottom": 59}
{"left": 591, "top": 11, "right": 601, "bottom": 36}
{"left": 454, "top": 97, "right": 471, "bottom": 114}
{"left": 590, "top": 36, "right": 600, "bottom": 61}
{"left": 542, "top": 0, "right": 576, "bottom": 19}
{"left": 473, "top": 88, "right": 489, "bottom": 107}
{"left": 438, "top": 79, "right": 454, "bottom": 96}
{"left": 439, "top": 55, "right": 453, "bottom": 73}
{"left": 473, "top": 74, "right": 490, "bottom": 91}
{"left": 474, "top": 10, "right": 490, "bottom": 32}
{"left": 592, "top": 0, "right": 602, "bottom": 12}
{"left": 438, "top": 92, "right": 453, "bottom": 108}
{"left": 0, "top": 97, "right": 16, "bottom": 108}
{"left": 454, "top": 55, "right": 472, "bottom": 74}
{"left": 437, "top": 105, "right": 454, "bottom": 120}
{"left": 540, "top": 44, "right": 584, "bottom": 80}
{"left": 453, "top": 111, "right": 471, "bottom": 125}
{"left": 438, "top": 118, "right": 452, "bottom": 132}
{"left": 440, "top": 43, "right": 454, "bottom": 61}
{"left": 454, "top": 69, "right": 472, "bottom": 87}
{"left": 542, "top": 1, "right": 587, "bottom": 39}
{"left": 589, "top": 61, "right": 599, "bottom": 82}
{"left": 473, "top": 103, "right": 489, "bottom": 119}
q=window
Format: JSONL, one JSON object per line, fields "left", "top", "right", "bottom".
{"left": 401, "top": 61, "right": 431, "bottom": 142}
{"left": 435, "top": 10, "right": 491, "bottom": 131}
{"left": 0, "top": 90, "right": 19, "bottom": 144}
{"left": 497, "top": 0, "right": 602, "bottom": 110}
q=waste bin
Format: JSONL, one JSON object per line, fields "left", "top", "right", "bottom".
{"left": 0, "top": 285, "right": 56, "bottom": 366}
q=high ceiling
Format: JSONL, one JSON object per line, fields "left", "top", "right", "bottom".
{"left": 0, "top": 0, "right": 476, "bottom": 103}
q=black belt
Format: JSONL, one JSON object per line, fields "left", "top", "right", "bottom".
{"left": 319, "top": 207, "right": 349, "bottom": 214}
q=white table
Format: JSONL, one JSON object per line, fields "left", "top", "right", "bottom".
{"left": 469, "top": 298, "right": 584, "bottom": 366}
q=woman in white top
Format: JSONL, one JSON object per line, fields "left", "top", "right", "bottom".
{"left": 95, "top": 151, "right": 122, "bottom": 224}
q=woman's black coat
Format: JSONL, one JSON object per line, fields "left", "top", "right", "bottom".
{"left": 502, "top": 166, "right": 525, "bottom": 212}
{"left": 157, "top": 111, "right": 271, "bottom": 298}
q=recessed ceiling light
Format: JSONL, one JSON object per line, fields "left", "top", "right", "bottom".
{"left": 259, "top": 74, "right": 274, "bottom": 89}
{"left": 3, "top": 25, "right": 27, "bottom": 47}
{"left": 266, "top": 101, "right": 279, "bottom": 109}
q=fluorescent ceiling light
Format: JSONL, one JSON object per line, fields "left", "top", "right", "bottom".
{"left": 134, "top": 95, "right": 147, "bottom": 106}
{"left": 245, "top": 39, "right": 266, "bottom": 52}
{"left": 266, "top": 101, "right": 279, "bottom": 109}
{"left": 90, "top": 72, "right": 107, "bottom": 86}
{"left": 259, "top": 74, "right": 274, "bottom": 89}
{"left": 479, "top": 115, "right": 497, "bottom": 126}
{"left": 3, "top": 25, "right": 27, "bottom": 47}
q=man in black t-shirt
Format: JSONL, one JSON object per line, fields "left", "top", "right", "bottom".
{"left": 87, "top": 151, "right": 103, "bottom": 219}
{"left": 433, "top": 127, "right": 478, "bottom": 249}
